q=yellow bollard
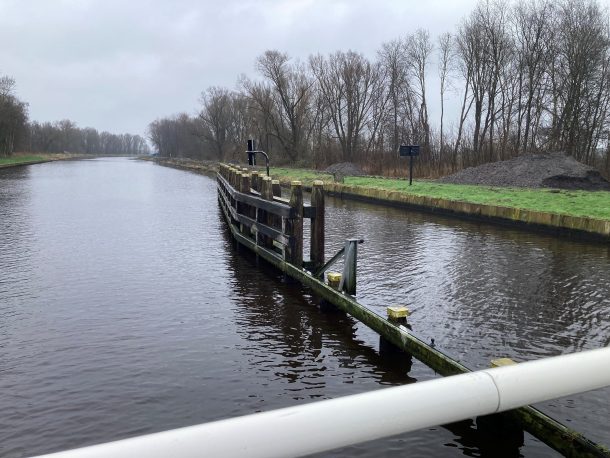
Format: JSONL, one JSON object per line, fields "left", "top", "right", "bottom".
{"left": 386, "top": 306, "right": 410, "bottom": 321}
{"left": 327, "top": 272, "right": 342, "bottom": 288}
{"left": 490, "top": 358, "right": 517, "bottom": 368}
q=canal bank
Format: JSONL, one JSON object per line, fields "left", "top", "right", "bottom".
{"left": 0, "top": 153, "right": 114, "bottom": 169}
{"left": 321, "top": 181, "right": 610, "bottom": 242}
{"left": 144, "top": 157, "right": 610, "bottom": 242}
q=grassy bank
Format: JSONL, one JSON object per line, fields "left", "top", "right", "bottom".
{"left": 0, "top": 155, "right": 47, "bottom": 167}
{"left": 270, "top": 167, "right": 610, "bottom": 221}
{"left": 0, "top": 153, "right": 88, "bottom": 169}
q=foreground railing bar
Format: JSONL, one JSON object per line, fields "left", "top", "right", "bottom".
{"left": 36, "top": 348, "right": 610, "bottom": 458}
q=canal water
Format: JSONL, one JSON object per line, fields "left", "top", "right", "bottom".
{"left": 0, "top": 158, "right": 608, "bottom": 457}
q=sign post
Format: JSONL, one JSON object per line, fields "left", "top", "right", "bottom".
{"left": 399, "top": 145, "right": 420, "bottom": 186}
{"left": 246, "top": 139, "right": 270, "bottom": 176}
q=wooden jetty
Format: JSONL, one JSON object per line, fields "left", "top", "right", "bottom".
{"left": 217, "top": 163, "right": 610, "bottom": 458}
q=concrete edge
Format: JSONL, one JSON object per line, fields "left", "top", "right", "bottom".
{"left": 321, "top": 182, "right": 610, "bottom": 243}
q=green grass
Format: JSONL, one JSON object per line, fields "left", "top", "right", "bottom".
{"left": 271, "top": 167, "right": 334, "bottom": 185}
{"left": 0, "top": 155, "right": 46, "bottom": 166}
{"left": 270, "top": 168, "right": 610, "bottom": 221}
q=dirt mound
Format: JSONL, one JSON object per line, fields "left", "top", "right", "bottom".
{"left": 438, "top": 152, "right": 610, "bottom": 190}
{"left": 324, "top": 162, "right": 366, "bottom": 178}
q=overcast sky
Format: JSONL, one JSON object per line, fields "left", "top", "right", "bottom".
{"left": 1, "top": 0, "right": 607, "bottom": 140}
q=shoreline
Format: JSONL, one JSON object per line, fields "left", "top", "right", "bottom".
{"left": 147, "top": 157, "right": 610, "bottom": 243}
{"left": 0, "top": 154, "right": 127, "bottom": 169}
{"left": 322, "top": 182, "right": 610, "bottom": 243}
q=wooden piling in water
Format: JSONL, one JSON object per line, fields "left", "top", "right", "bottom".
{"left": 286, "top": 181, "right": 304, "bottom": 267}
{"left": 259, "top": 176, "right": 274, "bottom": 249}
{"left": 236, "top": 172, "right": 246, "bottom": 234}
{"left": 311, "top": 180, "right": 325, "bottom": 270}
{"left": 251, "top": 171, "right": 259, "bottom": 192}
{"left": 272, "top": 180, "right": 281, "bottom": 198}
{"left": 240, "top": 172, "right": 250, "bottom": 194}
{"left": 241, "top": 173, "right": 253, "bottom": 236}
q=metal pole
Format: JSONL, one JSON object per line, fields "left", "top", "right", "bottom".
{"left": 339, "top": 239, "right": 358, "bottom": 295}
{"left": 409, "top": 154, "right": 413, "bottom": 186}
{"left": 36, "top": 347, "right": 610, "bottom": 458}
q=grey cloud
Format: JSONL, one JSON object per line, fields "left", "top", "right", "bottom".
{"left": 1, "top": 0, "right": 490, "bottom": 138}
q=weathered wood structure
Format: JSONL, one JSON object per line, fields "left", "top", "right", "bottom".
{"left": 217, "top": 163, "right": 609, "bottom": 458}
{"left": 217, "top": 164, "right": 325, "bottom": 270}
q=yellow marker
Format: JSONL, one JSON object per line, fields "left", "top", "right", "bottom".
{"left": 490, "top": 358, "right": 517, "bottom": 368}
{"left": 327, "top": 272, "right": 342, "bottom": 288}
{"left": 387, "top": 306, "right": 410, "bottom": 320}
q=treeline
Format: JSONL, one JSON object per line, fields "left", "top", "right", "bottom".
{"left": 149, "top": 0, "right": 610, "bottom": 178}
{"left": 25, "top": 120, "right": 148, "bottom": 156}
{"left": 0, "top": 76, "right": 28, "bottom": 157}
{"left": 0, "top": 75, "right": 148, "bottom": 157}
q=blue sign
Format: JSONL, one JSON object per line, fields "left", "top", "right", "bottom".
{"left": 399, "top": 145, "right": 420, "bottom": 157}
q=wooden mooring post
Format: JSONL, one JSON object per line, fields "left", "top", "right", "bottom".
{"left": 285, "top": 181, "right": 303, "bottom": 268}
{"left": 216, "top": 163, "right": 610, "bottom": 458}
{"left": 311, "top": 180, "right": 325, "bottom": 269}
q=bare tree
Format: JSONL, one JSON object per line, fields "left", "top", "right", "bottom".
{"left": 0, "top": 76, "right": 28, "bottom": 157}
{"left": 549, "top": 0, "right": 610, "bottom": 161}
{"left": 378, "top": 38, "right": 410, "bottom": 154}
{"left": 456, "top": 13, "right": 487, "bottom": 163}
{"left": 438, "top": 32, "right": 453, "bottom": 165}
{"left": 255, "top": 50, "right": 314, "bottom": 162}
{"left": 512, "top": 0, "right": 554, "bottom": 155}
{"left": 406, "top": 29, "right": 434, "bottom": 154}
{"left": 199, "top": 86, "right": 234, "bottom": 160}
{"left": 310, "top": 51, "right": 385, "bottom": 162}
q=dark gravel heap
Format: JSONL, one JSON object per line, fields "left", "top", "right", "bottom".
{"left": 324, "top": 162, "right": 366, "bottom": 178}
{"left": 438, "top": 152, "right": 610, "bottom": 190}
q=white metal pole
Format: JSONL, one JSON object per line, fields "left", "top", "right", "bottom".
{"left": 35, "top": 347, "right": 610, "bottom": 458}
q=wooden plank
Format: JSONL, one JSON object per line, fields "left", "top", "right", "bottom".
{"left": 235, "top": 213, "right": 290, "bottom": 246}
{"left": 217, "top": 174, "right": 294, "bottom": 218}
{"left": 221, "top": 198, "right": 286, "bottom": 244}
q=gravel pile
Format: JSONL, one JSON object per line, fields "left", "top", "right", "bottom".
{"left": 324, "top": 162, "right": 366, "bottom": 177}
{"left": 438, "top": 152, "right": 610, "bottom": 190}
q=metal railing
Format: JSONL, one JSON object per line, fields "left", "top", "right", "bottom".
{"left": 36, "top": 347, "right": 610, "bottom": 458}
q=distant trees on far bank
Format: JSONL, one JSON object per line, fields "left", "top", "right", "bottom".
{"left": 25, "top": 120, "right": 148, "bottom": 156}
{"left": 0, "top": 74, "right": 148, "bottom": 157}
{"left": 0, "top": 76, "right": 28, "bottom": 157}
{"left": 149, "top": 0, "right": 610, "bottom": 179}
